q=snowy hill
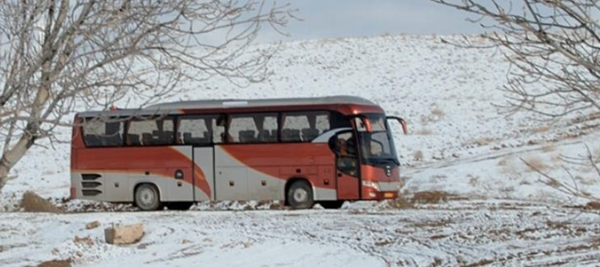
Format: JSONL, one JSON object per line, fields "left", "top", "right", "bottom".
{"left": 4, "top": 34, "right": 599, "bottom": 202}
{"left": 2, "top": 34, "right": 600, "bottom": 267}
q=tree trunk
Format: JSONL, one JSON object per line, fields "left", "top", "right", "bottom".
{"left": 0, "top": 135, "right": 35, "bottom": 191}
{"left": 0, "top": 165, "right": 9, "bottom": 191}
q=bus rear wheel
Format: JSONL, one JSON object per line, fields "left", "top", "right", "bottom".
{"left": 287, "top": 180, "right": 314, "bottom": 209}
{"left": 166, "top": 202, "right": 193, "bottom": 211}
{"left": 134, "top": 184, "right": 163, "bottom": 211}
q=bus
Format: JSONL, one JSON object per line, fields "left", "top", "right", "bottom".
{"left": 70, "top": 96, "right": 408, "bottom": 210}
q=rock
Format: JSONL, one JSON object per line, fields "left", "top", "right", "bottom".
{"left": 104, "top": 223, "right": 144, "bottom": 245}
{"left": 20, "top": 191, "right": 62, "bottom": 213}
{"left": 86, "top": 221, "right": 100, "bottom": 230}
{"left": 37, "top": 259, "right": 72, "bottom": 267}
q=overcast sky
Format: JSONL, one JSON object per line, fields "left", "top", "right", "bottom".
{"left": 257, "top": 1, "right": 484, "bottom": 43}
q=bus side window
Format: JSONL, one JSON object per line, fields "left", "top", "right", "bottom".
{"left": 127, "top": 116, "right": 174, "bottom": 146}
{"left": 178, "top": 116, "right": 210, "bottom": 145}
{"left": 177, "top": 115, "right": 226, "bottom": 145}
{"left": 228, "top": 113, "right": 277, "bottom": 143}
{"left": 281, "top": 111, "right": 330, "bottom": 142}
{"left": 82, "top": 117, "right": 124, "bottom": 147}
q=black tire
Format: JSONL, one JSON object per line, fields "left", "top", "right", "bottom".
{"left": 319, "top": 201, "right": 345, "bottom": 209}
{"left": 134, "top": 184, "right": 163, "bottom": 211}
{"left": 165, "top": 202, "right": 193, "bottom": 211}
{"left": 287, "top": 180, "right": 314, "bottom": 209}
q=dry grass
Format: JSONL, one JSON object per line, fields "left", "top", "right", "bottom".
{"left": 542, "top": 144, "right": 556, "bottom": 153}
{"left": 20, "top": 191, "right": 63, "bottom": 213}
{"left": 419, "top": 107, "right": 446, "bottom": 124}
{"left": 500, "top": 186, "right": 515, "bottom": 194}
{"left": 523, "top": 155, "right": 548, "bottom": 172}
{"left": 497, "top": 157, "right": 510, "bottom": 166}
{"left": 498, "top": 157, "right": 520, "bottom": 175}
{"left": 585, "top": 201, "right": 600, "bottom": 210}
{"left": 532, "top": 125, "right": 551, "bottom": 133}
{"left": 73, "top": 236, "right": 93, "bottom": 246}
{"left": 411, "top": 191, "right": 450, "bottom": 204}
{"left": 413, "top": 150, "right": 424, "bottom": 161}
{"left": 594, "top": 146, "right": 600, "bottom": 159}
{"left": 388, "top": 197, "right": 414, "bottom": 209}
{"left": 519, "top": 179, "right": 532, "bottom": 185}
{"left": 414, "top": 128, "right": 433, "bottom": 135}
{"left": 468, "top": 175, "right": 480, "bottom": 187}
{"left": 473, "top": 137, "right": 494, "bottom": 146}
{"left": 431, "top": 108, "right": 445, "bottom": 117}
{"left": 37, "top": 259, "right": 72, "bottom": 267}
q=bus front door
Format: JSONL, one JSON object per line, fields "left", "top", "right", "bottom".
{"left": 333, "top": 131, "right": 360, "bottom": 200}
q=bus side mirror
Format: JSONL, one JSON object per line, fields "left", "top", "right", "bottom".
{"left": 387, "top": 116, "right": 408, "bottom": 135}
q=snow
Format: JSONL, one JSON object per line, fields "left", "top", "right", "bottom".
{"left": 2, "top": 201, "right": 600, "bottom": 267}
{"left": 1, "top": 34, "right": 600, "bottom": 266}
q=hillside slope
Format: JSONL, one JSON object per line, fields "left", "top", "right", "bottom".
{"left": 2, "top": 34, "right": 599, "bottom": 203}
{"left": 2, "top": 35, "right": 600, "bottom": 267}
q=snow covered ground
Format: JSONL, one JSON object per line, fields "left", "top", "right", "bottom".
{"left": 2, "top": 201, "right": 600, "bottom": 267}
{"left": 1, "top": 34, "right": 600, "bottom": 266}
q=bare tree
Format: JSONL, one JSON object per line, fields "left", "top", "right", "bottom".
{"left": 0, "top": 0, "right": 293, "bottom": 191}
{"left": 522, "top": 145, "right": 600, "bottom": 204}
{"left": 432, "top": 0, "right": 600, "bottom": 203}
{"left": 430, "top": 0, "right": 600, "bottom": 118}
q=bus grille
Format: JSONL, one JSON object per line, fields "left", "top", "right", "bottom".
{"left": 81, "top": 173, "right": 102, "bottom": 197}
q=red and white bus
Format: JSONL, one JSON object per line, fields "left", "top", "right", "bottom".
{"left": 70, "top": 96, "right": 407, "bottom": 210}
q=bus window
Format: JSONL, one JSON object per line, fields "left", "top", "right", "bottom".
{"left": 127, "top": 116, "right": 174, "bottom": 146}
{"left": 177, "top": 115, "right": 225, "bottom": 145}
{"left": 82, "top": 118, "right": 124, "bottom": 147}
{"left": 228, "top": 113, "right": 278, "bottom": 143}
{"left": 178, "top": 116, "right": 209, "bottom": 145}
{"left": 281, "top": 111, "right": 330, "bottom": 142}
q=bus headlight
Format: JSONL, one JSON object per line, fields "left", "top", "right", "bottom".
{"left": 361, "top": 180, "right": 380, "bottom": 191}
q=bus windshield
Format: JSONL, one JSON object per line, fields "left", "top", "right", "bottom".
{"left": 355, "top": 114, "right": 398, "bottom": 166}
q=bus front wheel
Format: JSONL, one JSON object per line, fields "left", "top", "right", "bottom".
{"left": 287, "top": 180, "right": 314, "bottom": 209}
{"left": 134, "top": 184, "right": 163, "bottom": 211}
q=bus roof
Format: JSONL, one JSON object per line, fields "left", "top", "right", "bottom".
{"left": 148, "top": 95, "right": 375, "bottom": 109}
{"left": 76, "top": 95, "right": 381, "bottom": 117}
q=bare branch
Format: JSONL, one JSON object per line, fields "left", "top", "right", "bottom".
{"left": 0, "top": 0, "right": 294, "bottom": 190}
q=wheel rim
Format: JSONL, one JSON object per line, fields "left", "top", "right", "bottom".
{"left": 137, "top": 187, "right": 156, "bottom": 209}
{"left": 293, "top": 188, "right": 308, "bottom": 203}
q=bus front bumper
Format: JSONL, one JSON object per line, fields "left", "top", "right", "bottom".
{"left": 361, "top": 180, "right": 401, "bottom": 200}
